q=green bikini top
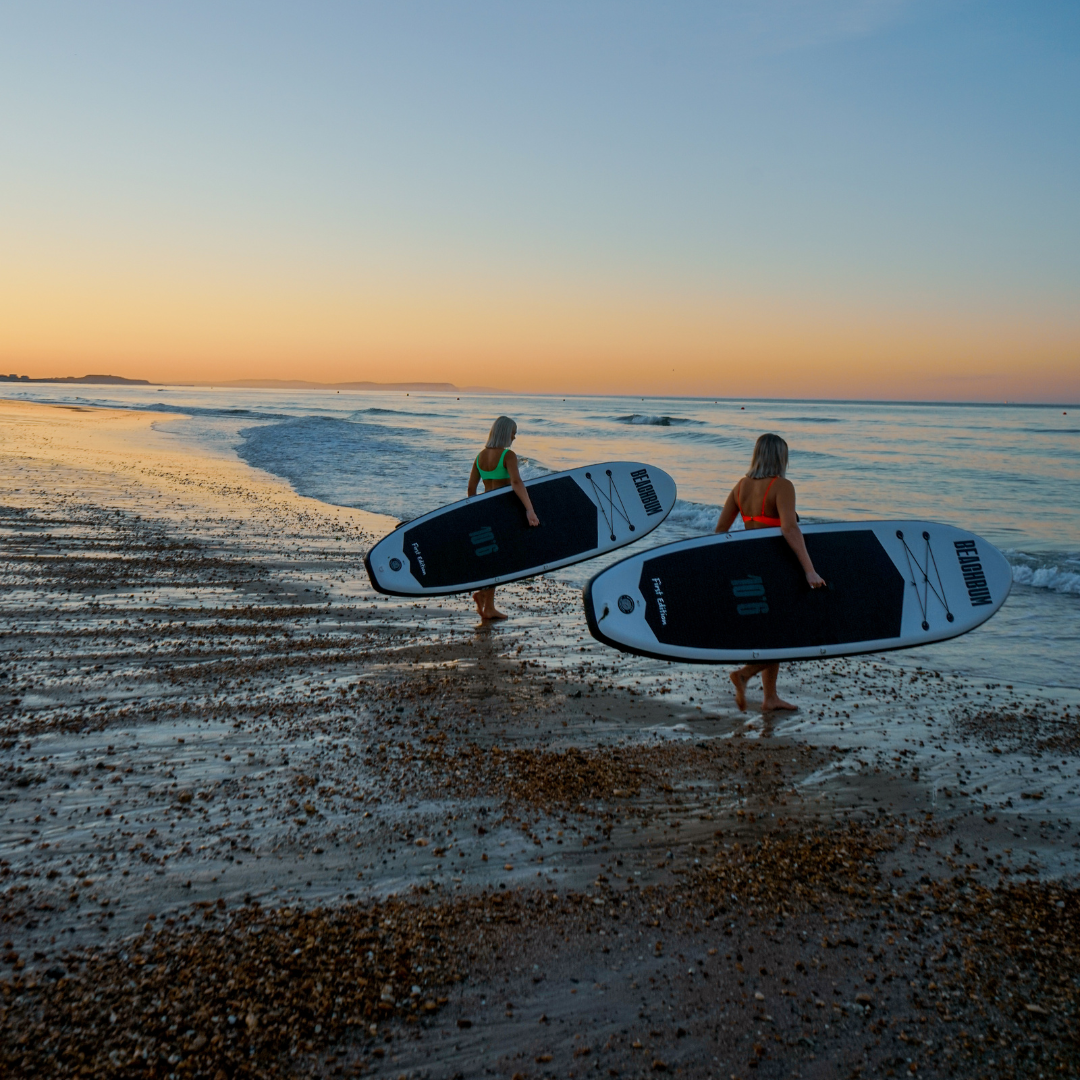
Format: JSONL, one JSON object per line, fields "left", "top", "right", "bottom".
{"left": 475, "top": 447, "right": 511, "bottom": 480}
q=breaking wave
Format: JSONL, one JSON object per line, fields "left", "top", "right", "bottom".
{"left": 614, "top": 414, "right": 703, "bottom": 427}
{"left": 1008, "top": 552, "right": 1080, "bottom": 595}
{"left": 350, "top": 407, "right": 436, "bottom": 418}
{"left": 49, "top": 397, "right": 292, "bottom": 421}
{"left": 237, "top": 416, "right": 467, "bottom": 521}
{"left": 664, "top": 499, "right": 743, "bottom": 534}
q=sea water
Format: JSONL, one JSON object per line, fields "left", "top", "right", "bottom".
{"left": 11, "top": 384, "right": 1080, "bottom": 690}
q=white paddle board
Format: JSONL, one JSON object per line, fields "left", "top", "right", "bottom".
{"left": 584, "top": 520, "right": 1011, "bottom": 662}
{"left": 365, "top": 461, "right": 677, "bottom": 597}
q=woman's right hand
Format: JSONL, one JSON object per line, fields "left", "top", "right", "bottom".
{"left": 806, "top": 570, "right": 826, "bottom": 589}
{"left": 527, "top": 509, "right": 540, "bottom": 527}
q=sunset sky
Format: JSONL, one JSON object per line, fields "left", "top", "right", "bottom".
{"left": 2, "top": 2, "right": 1077, "bottom": 400}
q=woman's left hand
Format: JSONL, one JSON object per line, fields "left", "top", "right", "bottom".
{"left": 527, "top": 509, "right": 540, "bottom": 527}
{"left": 806, "top": 570, "right": 826, "bottom": 589}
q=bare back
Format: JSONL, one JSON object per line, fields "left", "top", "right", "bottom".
{"left": 476, "top": 446, "right": 514, "bottom": 491}
{"left": 735, "top": 475, "right": 788, "bottom": 529}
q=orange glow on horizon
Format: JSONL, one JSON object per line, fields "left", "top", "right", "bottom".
{"left": 2, "top": 263, "right": 1077, "bottom": 401}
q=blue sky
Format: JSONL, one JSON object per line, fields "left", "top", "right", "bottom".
{"left": 1, "top": 1, "right": 1077, "bottom": 396}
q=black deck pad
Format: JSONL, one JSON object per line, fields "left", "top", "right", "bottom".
{"left": 402, "top": 476, "right": 599, "bottom": 589}
{"left": 639, "top": 530, "right": 905, "bottom": 650}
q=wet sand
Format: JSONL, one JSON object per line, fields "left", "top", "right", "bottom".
{"left": 1, "top": 399, "right": 1078, "bottom": 1078}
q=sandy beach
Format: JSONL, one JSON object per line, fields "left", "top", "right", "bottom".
{"left": 1, "top": 400, "right": 1078, "bottom": 1079}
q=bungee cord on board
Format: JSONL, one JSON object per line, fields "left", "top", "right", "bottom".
{"left": 586, "top": 469, "right": 636, "bottom": 543}
{"left": 897, "top": 528, "right": 955, "bottom": 631}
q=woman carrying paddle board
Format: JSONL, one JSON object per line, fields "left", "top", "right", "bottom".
{"left": 716, "top": 433, "right": 826, "bottom": 711}
{"left": 467, "top": 416, "right": 540, "bottom": 620}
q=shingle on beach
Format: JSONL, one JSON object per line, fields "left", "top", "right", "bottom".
{"left": 1, "top": 400, "right": 1077, "bottom": 1078}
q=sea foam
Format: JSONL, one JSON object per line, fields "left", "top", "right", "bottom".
{"left": 1009, "top": 554, "right": 1080, "bottom": 595}
{"left": 614, "top": 414, "right": 703, "bottom": 427}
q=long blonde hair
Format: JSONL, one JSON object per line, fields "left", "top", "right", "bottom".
{"left": 746, "top": 433, "right": 788, "bottom": 479}
{"left": 485, "top": 416, "right": 517, "bottom": 449}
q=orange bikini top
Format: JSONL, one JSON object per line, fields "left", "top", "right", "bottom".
{"left": 737, "top": 476, "right": 782, "bottom": 527}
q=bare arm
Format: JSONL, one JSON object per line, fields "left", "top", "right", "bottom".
{"left": 467, "top": 460, "right": 481, "bottom": 498}
{"left": 715, "top": 486, "right": 740, "bottom": 533}
{"left": 774, "top": 479, "right": 825, "bottom": 588}
{"left": 505, "top": 451, "right": 540, "bottom": 526}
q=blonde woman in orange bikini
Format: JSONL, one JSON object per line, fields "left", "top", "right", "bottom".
{"left": 715, "top": 433, "right": 826, "bottom": 711}
{"left": 467, "top": 416, "right": 540, "bottom": 620}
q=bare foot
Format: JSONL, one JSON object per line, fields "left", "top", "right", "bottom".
{"left": 484, "top": 608, "right": 508, "bottom": 621}
{"left": 762, "top": 695, "right": 797, "bottom": 712}
{"left": 472, "top": 591, "right": 486, "bottom": 618}
{"left": 729, "top": 670, "right": 748, "bottom": 712}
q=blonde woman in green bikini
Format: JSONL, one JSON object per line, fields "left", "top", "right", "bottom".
{"left": 467, "top": 416, "right": 540, "bottom": 620}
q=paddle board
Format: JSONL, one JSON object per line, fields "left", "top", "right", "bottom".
{"left": 583, "top": 520, "right": 1011, "bottom": 662}
{"left": 365, "top": 461, "right": 677, "bottom": 596}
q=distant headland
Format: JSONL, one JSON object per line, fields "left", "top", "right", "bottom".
{"left": 0, "top": 373, "right": 151, "bottom": 385}
{"left": 0, "top": 374, "right": 505, "bottom": 393}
